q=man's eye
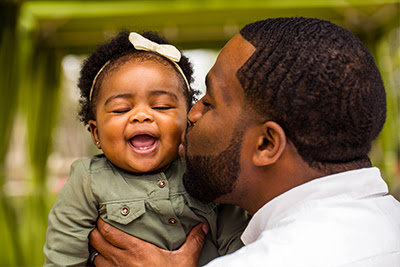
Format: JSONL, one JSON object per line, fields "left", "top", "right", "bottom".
{"left": 201, "top": 99, "right": 211, "bottom": 107}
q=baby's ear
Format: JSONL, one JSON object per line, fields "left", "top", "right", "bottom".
{"left": 88, "top": 120, "right": 101, "bottom": 149}
{"left": 252, "top": 121, "right": 286, "bottom": 166}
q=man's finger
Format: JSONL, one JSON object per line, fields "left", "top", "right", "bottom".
{"left": 185, "top": 223, "right": 209, "bottom": 250}
{"left": 177, "top": 223, "right": 208, "bottom": 264}
{"left": 89, "top": 227, "right": 121, "bottom": 260}
{"left": 96, "top": 218, "right": 144, "bottom": 249}
{"left": 93, "top": 254, "right": 112, "bottom": 267}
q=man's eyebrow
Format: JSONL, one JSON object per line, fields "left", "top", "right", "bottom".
{"left": 104, "top": 93, "right": 134, "bottom": 105}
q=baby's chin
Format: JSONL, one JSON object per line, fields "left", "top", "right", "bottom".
{"left": 127, "top": 158, "right": 175, "bottom": 175}
{"left": 124, "top": 165, "right": 168, "bottom": 175}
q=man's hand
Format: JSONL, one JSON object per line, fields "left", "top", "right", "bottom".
{"left": 89, "top": 218, "right": 209, "bottom": 267}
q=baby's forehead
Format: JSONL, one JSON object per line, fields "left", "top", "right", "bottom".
{"left": 100, "top": 52, "right": 179, "bottom": 81}
{"left": 119, "top": 52, "right": 174, "bottom": 67}
{"left": 108, "top": 53, "right": 181, "bottom": 80}
{"left": 99, "top": 53, "right": 186, "bottom": 93}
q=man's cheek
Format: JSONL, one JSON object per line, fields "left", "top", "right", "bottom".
{"left": 187, "top": 128, "right": 228, "bottom": 156}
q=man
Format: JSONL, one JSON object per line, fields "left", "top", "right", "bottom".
{"left": 89, "top": 17, "right": 400, "bottom": 266}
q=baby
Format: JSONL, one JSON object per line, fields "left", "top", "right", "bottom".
{"left": 44, "top": 30, "right": 249, "bottom": 266}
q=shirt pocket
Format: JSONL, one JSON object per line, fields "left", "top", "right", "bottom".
{"left": 106, "top": 200, "right": 146, "bottom": 225}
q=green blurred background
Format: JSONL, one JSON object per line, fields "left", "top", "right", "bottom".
{"left": 1, "top": 0, "right": 399, "bottom": 265}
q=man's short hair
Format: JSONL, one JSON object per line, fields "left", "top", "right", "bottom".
{"left": 238, "top": 17, "right": 386, "bottom": 170}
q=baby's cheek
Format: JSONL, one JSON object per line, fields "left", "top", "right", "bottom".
{"left": 170, "top": 127, "right": 185, "bottom": 146}
{"left": 173, "top": 117, "right": 187, "bottom": 137}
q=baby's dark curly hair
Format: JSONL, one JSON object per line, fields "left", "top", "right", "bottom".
{"left": 78, "top": 30, "right": 197, "bottom": 126}
{"left": 238, "top": 17, "right": 386, "bottom": 171}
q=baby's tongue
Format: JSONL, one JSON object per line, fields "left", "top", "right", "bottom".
{"left": 131, "top": 135, "right": 156, "bottom": 148}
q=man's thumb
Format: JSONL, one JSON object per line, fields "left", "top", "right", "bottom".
{"left": 180, "top": 223, "right": 209, "bottom": 261}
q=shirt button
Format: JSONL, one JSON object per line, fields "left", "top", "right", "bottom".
{"left": 121, "top": 206, "right": 130, "bottom": 216}
{"left": 157, "top": 180, "right": 166, "bottom": 188}
{"left": 168, "top": 218, "right": 177, "bottom": 225}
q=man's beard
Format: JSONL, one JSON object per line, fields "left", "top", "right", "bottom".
{"left": 183, "top": 126, "right": 245, "bottom": 203}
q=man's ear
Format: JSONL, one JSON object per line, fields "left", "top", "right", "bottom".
{"left": 253, "top": 121, "right": 286, "bottom": 166}
{"left": 88, "top": 120, "right": 101, "bottom": 149}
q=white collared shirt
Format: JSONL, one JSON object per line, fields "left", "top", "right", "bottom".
{"left": 206, "top": 167, "right": 400, "bottom": 267}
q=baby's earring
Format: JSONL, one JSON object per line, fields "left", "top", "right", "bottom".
{"left": 96, "top": 141, "right": 101, "bottom": 149}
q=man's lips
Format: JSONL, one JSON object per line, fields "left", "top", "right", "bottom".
{"left": 129, "top": 134, "right": 158, "bottom": 154}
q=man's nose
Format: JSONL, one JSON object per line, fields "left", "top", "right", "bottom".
{"left": 188, "top": 102, "right": 203, "bottom": 124}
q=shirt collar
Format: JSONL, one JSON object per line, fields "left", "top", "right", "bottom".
{"left": 241, "top": 167, "right": 389, "bottom": 245}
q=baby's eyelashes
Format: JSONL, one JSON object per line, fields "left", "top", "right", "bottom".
{"left": 112, "top": 109, "right": 131, "bottom": 114}
{"left": 152, "top": 106, "right": 173, "bottom": 110}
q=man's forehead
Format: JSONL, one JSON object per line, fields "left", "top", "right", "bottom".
{"left": 218, "top": 34, "right": 255, "bottom": 62}
{"left": 218, "top": 34, "right": 255, "bottom": 81}
{"left": 207, "top": 34, "right": 255, "bottom": 100}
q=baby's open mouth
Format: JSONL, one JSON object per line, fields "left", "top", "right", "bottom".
{"left": 130, "top": 134, "right": 158, "bottom": 153}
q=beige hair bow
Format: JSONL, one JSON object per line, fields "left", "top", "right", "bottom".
{"left": 129, "top": 32, "right": 189, "bottom": 90}
{"left": 129, "top": 32, "right": 182, "bottom": 62}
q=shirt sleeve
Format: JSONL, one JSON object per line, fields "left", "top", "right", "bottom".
{"left": 215, "top": 204, "right": 251, "bottom": 255}
{"left": 43, "top": 159, "right": 98, "bottom": 266}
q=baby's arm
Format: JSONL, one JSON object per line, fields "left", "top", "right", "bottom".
{"left": 215, "top": 204, "right": 251, "bottom": 255}
{"left": 44, "top": 159, "right": 98, "bottom": 266}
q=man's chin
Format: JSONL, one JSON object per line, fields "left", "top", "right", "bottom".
{"left": 183, "top": 174, "right": 233, "bottom": 204}
{"left": 211, "top": 193, "right": 232, "bottom": 204}
{"left": 182, "top": 171, "right": 216, "bottom": 203}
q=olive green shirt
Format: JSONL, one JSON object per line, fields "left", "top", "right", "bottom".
{"left": 44, "top": 155, "right": 250, "bottom": 266}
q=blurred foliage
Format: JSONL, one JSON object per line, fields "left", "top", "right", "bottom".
{"left": 1, "top": 2, "right": 24, "bottom": 266}
{"left": 0, "top": 0, "right": 399, "bottom": 266}
{"left": 372, "top": 25, "right": 400, "bottom": 190}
